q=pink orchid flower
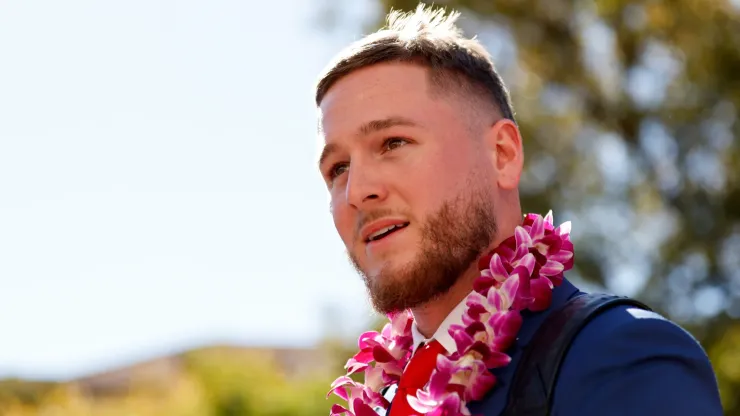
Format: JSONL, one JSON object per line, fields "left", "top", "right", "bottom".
{"left": 328, "top": 377, "right": 388, "bottom": 416}
{"left": 407, "top": 355, "right": 469, "bottom": 416}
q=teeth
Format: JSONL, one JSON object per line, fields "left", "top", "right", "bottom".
{"left": 369, "top": 224, "right": 404, "bottom": 241}
{"left": 369, "top": 225, "right": 396, "bottom": 240}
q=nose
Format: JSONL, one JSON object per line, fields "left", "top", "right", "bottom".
{"left": 345, "top": 163, "right": 388, "bottom": 208}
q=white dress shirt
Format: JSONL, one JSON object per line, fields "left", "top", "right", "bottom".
{"left": 410, "top": 293, "right": 469, "bottom": 354}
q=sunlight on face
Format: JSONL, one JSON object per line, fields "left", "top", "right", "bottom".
{"left": 317, "top": 62, "right": 499, "bottom": 313}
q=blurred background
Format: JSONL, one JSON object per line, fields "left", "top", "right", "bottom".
{"left": 0, "top": 0, "right": 738, "bottom": 414}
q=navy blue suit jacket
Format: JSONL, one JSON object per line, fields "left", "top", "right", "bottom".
{"left": 466, "top": 279, "right": 723, "bottom": 415}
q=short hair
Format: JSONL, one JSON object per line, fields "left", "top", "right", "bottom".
{"left": 314, "top": 3, "right": 516, "bottom": 123}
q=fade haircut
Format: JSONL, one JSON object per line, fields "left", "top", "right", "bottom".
{"left": 315, "top": 3, "right": 516, "bottom": 123}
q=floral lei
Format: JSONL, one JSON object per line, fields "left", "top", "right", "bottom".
{"left": 327, "top": 211, "right": 575, "bottom": 416}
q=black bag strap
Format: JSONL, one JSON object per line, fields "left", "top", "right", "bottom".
{"left": 501, "top": 293, "right": 651, "bottom": 416}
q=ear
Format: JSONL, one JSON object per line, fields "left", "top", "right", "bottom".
{"left": 484, "top": 119, "right": 523, "bottom": 190}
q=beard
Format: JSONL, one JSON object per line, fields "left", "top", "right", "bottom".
{"left": 347, "top": 184, "right": 498, "bottom": 314}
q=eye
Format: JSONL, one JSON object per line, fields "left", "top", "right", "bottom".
{"left": 383, "top": 137, "right": 409, "bottom": 152}
{"left": 327, "top": 162, "right": 349, "bottom": 181}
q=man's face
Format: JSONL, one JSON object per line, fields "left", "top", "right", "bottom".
{"left": 317, "top": 62, "right": 499, "bottom": 314}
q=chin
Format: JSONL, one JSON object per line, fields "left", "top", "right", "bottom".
{"left": 375, "top": 241, "right": 417, "bottom": 260}
{"left": 372, "top": 254, "right": 415, "bottom": 276}
{"left": 348, "top": 247, "right": 417, "bottom": 290}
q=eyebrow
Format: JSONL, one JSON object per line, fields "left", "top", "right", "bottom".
{"left": 318, "top": 116, "right": 418, "bottom": 169}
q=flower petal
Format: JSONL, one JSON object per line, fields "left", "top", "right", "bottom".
{"left": 363, "top": 366, "right": 386, "bottom": 391}
{"left": 372, "top": 345, "right": 396, "bottom": 363}
{"left": 550, "top": 250, "right": 573, "bottom": 264}
{"left": 493, "top": 236, "right": 517, "bottom": 260}
{"left": 529, "top": 213, "right": 545, "bottom": 240}
{"left": 473, "top": 270, "right": 498, "bottom": 294}
{"left": 328, "top": 376, "right": 356, "bottom": 400}
{"left": 540, "top": 259, "right": 564, "bottom": 276}
{"left": 330, "top": 404, "right": 350, "bottom": 415}
{"left": 515, "top": 253, "right": 537, "bottom": 275}
{"left": 529, "top": 277, "right": 554, "bottom": 311}
{"left": 514, "top": 226, "right": 532, "bottom": 250}
{"left": 539, "top": 234, "right": 562, "bottom": 254}
{"left": 484, "top": 350, "right": 512, "bottom": 369}
{"left": 477, "top": 252, "right": 494, "bottom": 271}
{"left": 555, "top": 221, "right": 571, "bottom": 237}
{"left": 429, "top": 358, "right": 454, "bottom": 396}
{"left": 344, "top": 359, "right": 368, "bottom": 375}
{"left": 449, "top": 323, "right": 475, "bottom": 353}
{"left": 548, "top": 272, "right": 565, "bottom": 287}
{"left": 351, "top": 398, "right": 380, "bottom": 416}
{"left": 490, "top": 311, "right": 522, "bottom": 350}
{"left": 523, "top": 213, "right": 537, "bottom": 226}
{"left": 544, "top": 210, "right": 553, "bottom": 226}
{"left": 488, "top": 253, "right": 509, "bottom": 282}
{"left": 357, "top": 331, "right": 381, "bottom": 349}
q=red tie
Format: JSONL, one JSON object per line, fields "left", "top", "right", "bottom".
{"left": 389, "top": 340, "right": 446, "bottom": 416}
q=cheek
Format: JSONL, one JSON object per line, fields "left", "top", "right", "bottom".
{"left": 400, "top": 149, "right": 467, "bottom": 208}
{"left": 330, "top": 194, "right": 355, "bottom": 247}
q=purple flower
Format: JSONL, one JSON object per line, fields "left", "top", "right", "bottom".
{"left": 344, "top": 311, "right": 413, "bottom": 381}
{"left": 477, "top": 211, "right": 575, "bottom": 312}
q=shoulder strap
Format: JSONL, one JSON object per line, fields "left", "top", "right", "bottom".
{"left": 501, "top": 293, "right": 651, "bottom": 416}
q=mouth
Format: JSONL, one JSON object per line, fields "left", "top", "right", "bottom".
{"left": 365, "top": 222, "right": 410, "bottom": 243}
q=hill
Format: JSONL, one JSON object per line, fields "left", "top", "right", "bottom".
{"left": 0, "top": 344, "right": 343, "bottom": 416}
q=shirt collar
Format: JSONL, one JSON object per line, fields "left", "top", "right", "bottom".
{"left": 411, "top": 293, "right": 469, "bottom": 354}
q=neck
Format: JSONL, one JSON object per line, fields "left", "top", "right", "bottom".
{"left": 411, "top": 219, "right": 521, "bottom": 338}
{"left": 410, "top": 263, "right": 479, "bottom": 338}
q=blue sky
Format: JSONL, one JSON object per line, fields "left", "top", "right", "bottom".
{"left": 0, "top": 0, "right": 378, "bottom": 380}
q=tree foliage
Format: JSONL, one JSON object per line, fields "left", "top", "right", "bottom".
{"left": 368, "top": 0, "right": 739, "bottom": 413}
{"left": 0, "top": 347, "right": 344, "bottom": 416}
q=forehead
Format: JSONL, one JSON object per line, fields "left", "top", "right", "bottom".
{"left": 318, "top": 63, "right": 438, "bottom": 140}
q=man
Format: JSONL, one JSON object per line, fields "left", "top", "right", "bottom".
{"left": 315, "top": 4, "right": 722, "bottom": 415}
